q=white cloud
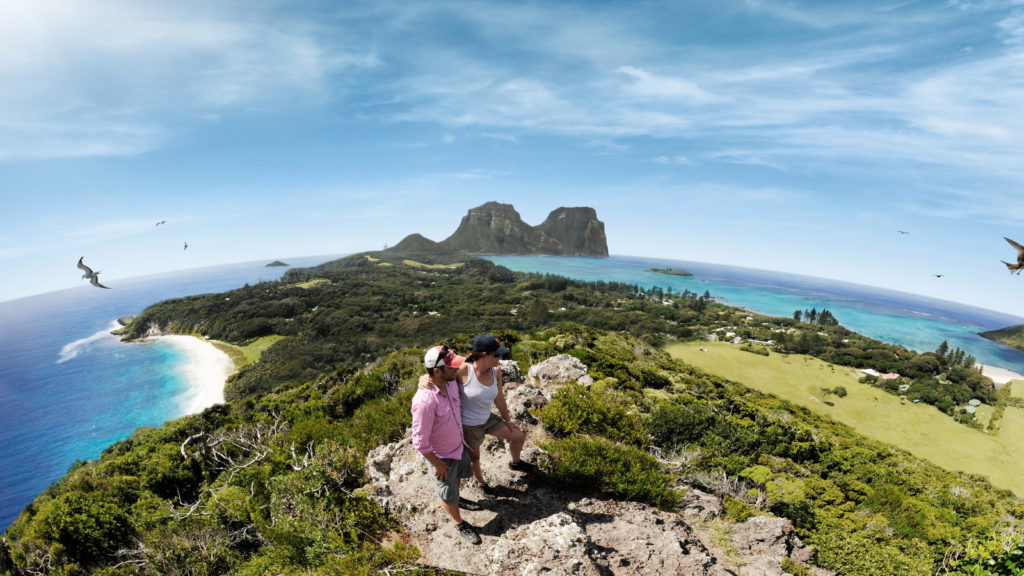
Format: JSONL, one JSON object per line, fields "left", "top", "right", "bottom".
{"left": 0, "top": 0, "right": 375, "bottom": 160}
{"left": 654, "top": 155, "right": 694, "bottom": 165}
{"left": 617, "top": 66, "right": 716, "bottom": 103}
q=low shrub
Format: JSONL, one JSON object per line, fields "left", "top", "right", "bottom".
{"left": 539, "top": 436, "right": 679, "bottom": 510}
{"left": 537, "top": 383, "right": 648, "bottom": 446}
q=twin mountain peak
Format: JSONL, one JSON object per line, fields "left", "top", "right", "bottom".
{"left": 392, "top": 202, "right": 609, "bottom": 257}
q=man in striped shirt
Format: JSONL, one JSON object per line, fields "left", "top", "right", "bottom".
{"left": 411, "top": 345, "right": 482, "bottom": 544}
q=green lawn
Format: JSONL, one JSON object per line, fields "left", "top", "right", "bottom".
{"left": 211, "top": 335, "right": 286, "bottom": 369}
{"left": 666, "top": 341, "right": 1024, "bottom": 496}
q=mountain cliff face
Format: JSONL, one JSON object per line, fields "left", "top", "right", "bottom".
{"left": 393, "top": 202, "right": 609, "bottom": 257}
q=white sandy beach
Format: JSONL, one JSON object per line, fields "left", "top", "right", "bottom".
{"left": 981, "top": 365, "right": 1024, "bottom": 387}
{"left": 157, "top": 335, "right": 234, "bottom": 414}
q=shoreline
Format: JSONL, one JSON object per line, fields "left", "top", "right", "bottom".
{"left": 981, "top": 365, "right": 1024, "bottom": 387}
{"left": 153, "top": 335, "right": 235, "bottom": 415}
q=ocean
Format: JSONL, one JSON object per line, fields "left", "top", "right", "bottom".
{"left": 0, "top": 255, "right": 343, "bottom": 531}
{"left": 2, "top": 253, "right": 1024, "bottom": 531}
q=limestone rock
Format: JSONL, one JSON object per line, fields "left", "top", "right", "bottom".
{"left": 528, "top": 354, "right": 593, "bottom": 387}
{"left": 680, "top": 486, "right": 724, "bottom": 522}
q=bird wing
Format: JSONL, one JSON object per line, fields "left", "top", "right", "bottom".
{"left": 89, "top": 275, "right": 111, "bottom": 289}
{"left": 1005, "top": 237, "right": 1024, "bottom": 254}
{"left": 76, "top": 257, "right": 94, "bottom": 275}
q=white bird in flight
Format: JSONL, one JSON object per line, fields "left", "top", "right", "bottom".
{"left": 76, "top": 257, "right": 111, "bottom": 289}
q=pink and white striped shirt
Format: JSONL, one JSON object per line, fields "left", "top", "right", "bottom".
{"left": 410, "top": 379, "right": 464, "bottom": 460}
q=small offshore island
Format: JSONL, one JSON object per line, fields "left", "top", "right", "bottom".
{"left": 646, "top": 267, "right": 693, "bottom": 277}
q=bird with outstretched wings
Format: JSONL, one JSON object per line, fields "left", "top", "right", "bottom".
{"left": 76, "top": 257, "right": 111, "bottom": 289}
{"left": 1003, "top": 237, "right": 1024, "bottom": 275}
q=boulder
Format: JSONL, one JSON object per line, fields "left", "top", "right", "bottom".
{"left": 528, "top": 354, "right": 593, "bottom": 387}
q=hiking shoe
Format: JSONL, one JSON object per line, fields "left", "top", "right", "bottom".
{"left": 456, "top": 521, "right": 481, "bottom": 545}
{"left": 508, "top": 460, "right": 536, "bottom": 472}
{"left": 458, "top": 497, "right": 482, "bottom": 511}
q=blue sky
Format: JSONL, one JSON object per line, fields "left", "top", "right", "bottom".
{"left": 4, "top": 0, "right": 1024, "bottom": 318}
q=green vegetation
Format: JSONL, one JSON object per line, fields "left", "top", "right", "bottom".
{"left": 646, "top": 267, "right": 692, "bottom": 276}
{"left": 980, "top": 324, "right": 1024, "bottom": 354}
{"left": 212, "top": 334, "right": 287, "bottom": 368}
{"left": 2, "top": 251, "right": 1022, "bottom": 576}
{"left": 668, "top": 341, "right": 1024, "bottom": 495}
{"left": 402, "top": 259, "right": 465, "bottom": 270}
{"left": 732, "top": 306, "right": 998, "bottom": 420}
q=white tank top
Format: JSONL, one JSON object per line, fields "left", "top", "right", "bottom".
{"left": 460, "top": 361, "right": 499, "bottom": 426}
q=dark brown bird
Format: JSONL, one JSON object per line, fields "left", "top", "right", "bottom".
{"left": 1003, "top": 237, "right": 1024, "bottom": 275}
{"left": 76, "top": 257, "right": 111, "bottom": 289}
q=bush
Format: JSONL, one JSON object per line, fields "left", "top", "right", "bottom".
{"left": 539, "top": 436, "right": 679, "bottom": 510}
{"left": 537, "top": 384, "right": 648, "bottom": 446}
{"left": 648, "top": 399, "right": 720, "bottom": 448}
{"left": 36, "top": 491, "right": 133, "bottom": 566}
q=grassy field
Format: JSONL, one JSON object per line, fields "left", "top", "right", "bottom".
{"left": 666, "top": 341, "right": 1024, "bottom": 496}
{"left": 210, "top": 335, "right": 286, "bottom": 369}
{"left": 402, "top": 259, "right": 465, "bottom": 270}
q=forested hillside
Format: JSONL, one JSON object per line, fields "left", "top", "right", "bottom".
{"left": 2, "top": 252, "right": 1022, "bottom": 575}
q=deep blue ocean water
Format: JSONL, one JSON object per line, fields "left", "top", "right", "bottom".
{"left": 3, "top": 252, "right": 1024, "bottom": 531}
{"left": 0, "top": 255, "right": 342, "bottom": 531}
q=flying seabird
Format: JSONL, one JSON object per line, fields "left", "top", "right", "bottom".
{"left": 898, "top": 231, "right": 910, "bottom": 235}
{"left": 933, "top": 274, "right": 944, "bottom": 278}
{"left": 1002, "top": 237, "right": 1024, "bottom": 275}
{"left": 155, "top": 220, "right": 166, "bottom": 227}
{"left": 76, "top": 257, "right": 111, "bottom": 289}
{"left": 184, "top": 241, "right": 189, "bottom": 251}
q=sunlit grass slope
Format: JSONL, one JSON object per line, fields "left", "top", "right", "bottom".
{"left": 667, "top": 341, "right": 1024, "bottom": 495}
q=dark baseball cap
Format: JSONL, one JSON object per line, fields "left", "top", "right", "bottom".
{"left": 471, "top": 334, "right": 510, "bottom": 357}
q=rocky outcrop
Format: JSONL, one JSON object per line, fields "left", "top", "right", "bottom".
{"left": 535, "top": 207, "right": 609, "bottom": 258}
{"left": 391, "top": 202, "right": 609, "bottom": 257}
{"left": 364, "top": 355, "right": 831, "bottom": 576}
{"left": 527, "top": 354, "right": 594, "bottom": 387}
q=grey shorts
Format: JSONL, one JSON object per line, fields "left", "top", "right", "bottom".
{"left": 463, "top": 413, "right": 507, "bottom": 449}
{"left": 426, "top": 447, "right": 473, "bottom": 504}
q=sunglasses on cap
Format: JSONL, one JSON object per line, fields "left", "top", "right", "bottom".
{"left": 432, "top": 345, "right": 455, "bottom": 368}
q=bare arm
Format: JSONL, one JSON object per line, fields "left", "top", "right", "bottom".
{"left": 492, "top": 368, "right": 518, "bottom": 429}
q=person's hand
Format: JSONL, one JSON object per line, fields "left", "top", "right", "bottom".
{"left": 432, "top": 461, "right": 449, "bottom": 481}
{"left": 418, "top": 374, "right": 432, "bottom": 389}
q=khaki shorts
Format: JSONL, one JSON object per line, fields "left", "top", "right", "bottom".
{"left": 462, "top": 413, "right": 507, "bottom": 449}
{"left": 425, "top": 447, "right": 473, "bottom": 505}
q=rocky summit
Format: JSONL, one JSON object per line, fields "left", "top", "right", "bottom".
{"left": 391, "top": 202, "right": 609, "bottom": 257}
{"left": 365, "top": 355, "right": 831, "bottom": 576}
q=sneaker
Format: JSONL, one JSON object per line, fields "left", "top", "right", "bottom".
{"left": 508, "top": 460, "right": 536, "bottom": 472}
{"left": 456, "top": 521, "right": 481, "bottom": 545}
{"left": 458, "top": 497, "right": 482, "bottom": 511}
